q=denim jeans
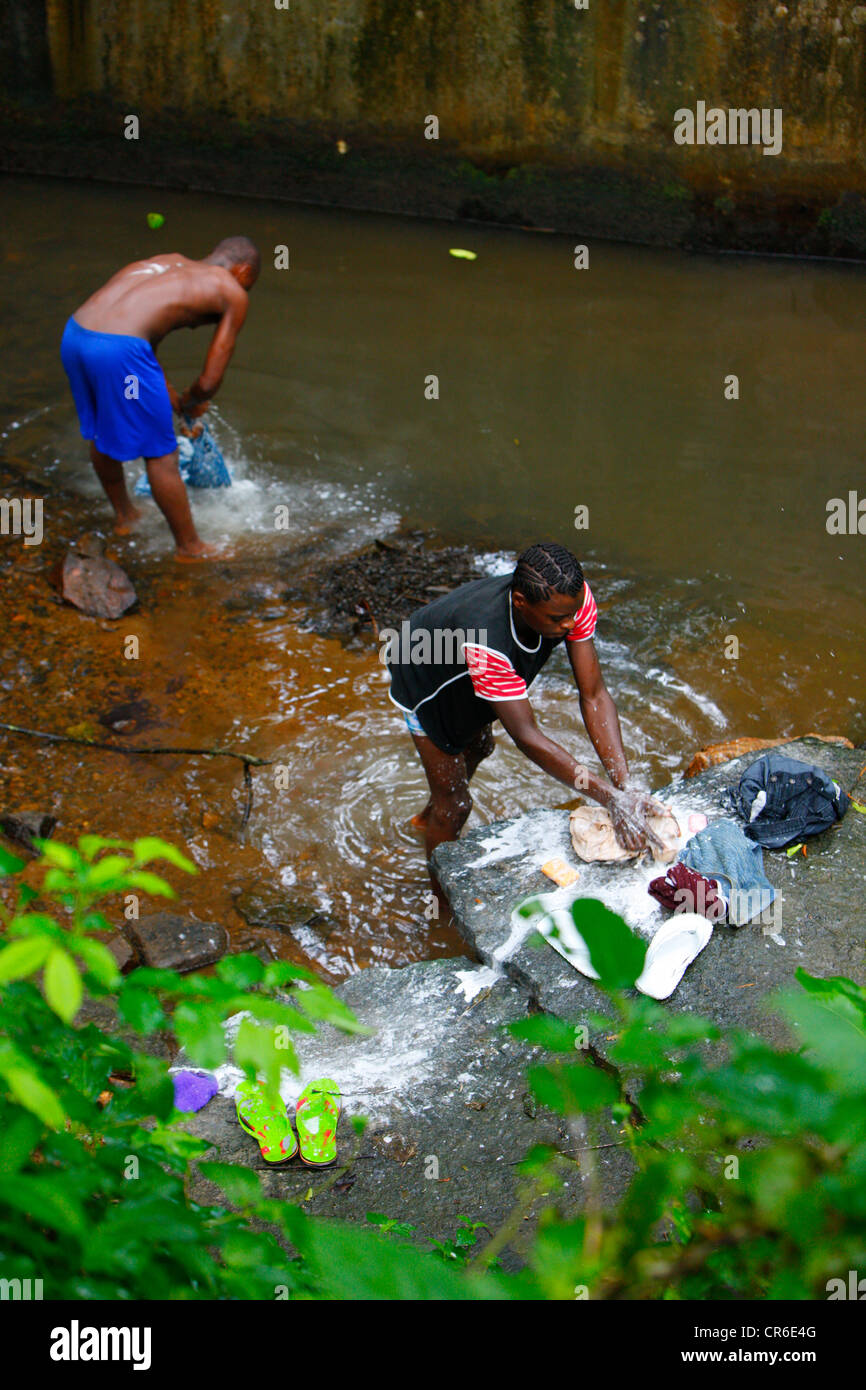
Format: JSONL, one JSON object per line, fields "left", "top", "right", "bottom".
{"left": 678, "top": 819, "right": 776, "bottom": 927}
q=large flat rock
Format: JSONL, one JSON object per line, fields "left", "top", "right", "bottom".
{"left": 432, "top": 739, "right": 866, "bottom": 1048}
{"left": 183, "top": 957, "right": 632, "bottom": 1249}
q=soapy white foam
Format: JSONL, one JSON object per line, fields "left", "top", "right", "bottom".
{"left": 465, "top": 809, "right": 566, "bottom": 869}
{"left": 477, "top": 550, "right": 516, "bottom": 578}
{"left": 454, "top": 965, "right": 500, "bottom": 1002}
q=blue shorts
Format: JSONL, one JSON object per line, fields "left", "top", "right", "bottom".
{"left": 403, "top": 709, "right": 426, "bottom": 737}
{"left": 61, "top": 316, "right": 177, "bottom": 462}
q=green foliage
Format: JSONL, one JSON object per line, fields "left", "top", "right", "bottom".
{"left": 0, "top": 835, "right": 862, "bottom": 1300}
{"left": 0, "top": 835, "right": 429, "bottom": 1300}
{"left": 500, "top": 896, "right": 866, "bottom": 1299}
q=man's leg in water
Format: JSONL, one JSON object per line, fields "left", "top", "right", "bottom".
{"left": 411, "top": 726, "right": 495, "bottom": 857}
{"left": 145, "top": 450, "right": 211, "bottom": 558}
{"left": 89, "top": 444, "right": 142, "bottom": 535}
{"left": 412, "top": 725, "right": 495, "bottom": 832}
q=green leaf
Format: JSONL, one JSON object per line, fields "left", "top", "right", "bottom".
{"left": 73, "top": 937, "right": 122, "bottom": 988}
{"left": 509, "top": 1016, "right": 591, "bottom": 1052}
{"left": 173, "top": 1003, "right": 226, "bottom": 1069}
{"left": 3, "top": 1065, "right": 65, "bottom": 1128}
{"left": 527, "top": 1060, "right": 619, "bottom": 1115}
{"left": 78, "top": 834, "right": 126, "bottom": 861}
{"left": 132, "top": 838, "right": 196, "bottom": 873}
{"left": 35, "top": 840, "right": 80, "bottom": 871}
{"left": 0, "top": 1111, "right": 42, "bottom": 1173}
{"left": 282, "top": 1209, "right": 498, "bottom": 1300}
{"left": 215, "top": 954, "right": 264, "bottom": 989}
{"left": 0, "top": 846, "right": 25, "bottom": 875}
{"left": 123, "top": 870, "right": 175, "bottom": 897}
{"left": 118, "top": 986, "right": 166, "bottom": 1033}
{"left": 16, "top": 884, "right": 38, "bottom": 908}
{"left": 0, "top": 1173, "right": 85, "bottom": 1236}
{"left": 84, "top": 854, "right": 133, "bottom": 887}
{"left": 776, "top": 987, "right": 866, "bottom": 1094}
{"left": 198, "top": 1162, "right": 262, "bottom": 1207}
{"left": 42, "top": 868, "right": 77, "bottom": 895}
{"left": 0, "top": 935, "right": 52, "bottom": 981}
{"left": 235, "top": 1016, "right": 296, "bottom": 1087}
{"left": 43, "top": 948, "right": 83, "bottom": 1022}
{"left": 571, "top": 899, "right": 647, "bottom": 990}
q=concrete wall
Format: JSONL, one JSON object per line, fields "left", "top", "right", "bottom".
{"left": 5, "top": 2, "right": 866, "bottom": 252}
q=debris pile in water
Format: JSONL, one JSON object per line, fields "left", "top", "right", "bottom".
{"left": 282, "top": 530, "right": 482, "bottom": 645}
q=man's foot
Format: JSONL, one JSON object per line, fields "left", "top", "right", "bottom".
{"left": 113, "top": 507, "right": 143, "bottom": 536}
{"left": 174, "top": 542, "right": 227, "bottom": 562}
{"left": 409, "top": 803, "right": 433, "bottom": 834}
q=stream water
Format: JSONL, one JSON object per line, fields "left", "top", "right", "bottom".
{"left": 1, "top": 175, "right": 864, "bottom": 974}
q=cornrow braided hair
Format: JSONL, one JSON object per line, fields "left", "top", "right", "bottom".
{"left": 511, "top": 542, "right": 584, "bottom": 604}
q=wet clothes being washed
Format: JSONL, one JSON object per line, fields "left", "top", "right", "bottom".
{"left": 725, "top": 752, "right": 850, "bottom": 849}
{"left": 569, "top": 803, "right": 683, "bottom": 865}
{"left": 677, "top": 818, "right": 775, "bottom": 927}
{"left": 648, "top": 861, "right": 727, "bottom": 923}
{"left": 134, "top": 420, "right": 231, "bottom": 495}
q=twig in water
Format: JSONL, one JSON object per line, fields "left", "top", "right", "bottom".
{"left": 0, "top": 720, "right": 274, "bottom": 830}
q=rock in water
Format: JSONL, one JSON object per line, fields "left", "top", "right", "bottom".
{"left": 105, "top": 932, "right": 138, "bottom": 974}
{"left": 0, "top": 810, "right": 57, "bottom": 853}
{"left": 122, "top": 913, "right": 228, "bottom": 972}
{"left": 60, "top": 550, "right": 136, "bottom": 618}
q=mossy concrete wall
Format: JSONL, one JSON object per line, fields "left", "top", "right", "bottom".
{"left": 5, "top": 1, "right": 866, "bottom": 253}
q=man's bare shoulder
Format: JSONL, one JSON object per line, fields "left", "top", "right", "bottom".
{"left": 113, "top": 253, "right": 193, "bottom": 281}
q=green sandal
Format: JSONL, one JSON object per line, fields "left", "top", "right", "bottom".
{"left": 295, "top": 1078, "right": 341, "bottom": 1167}
{"left": 235, "top": 1079, "right": 298, "bottom": 1164}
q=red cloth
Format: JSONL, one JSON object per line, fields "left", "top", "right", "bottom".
{"left": 648, "top": 862, "right": 727, "bottom": 922}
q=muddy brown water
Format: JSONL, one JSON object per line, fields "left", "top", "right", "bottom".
{"left": 1, "top": 175, "right": 864, "bottom": 974}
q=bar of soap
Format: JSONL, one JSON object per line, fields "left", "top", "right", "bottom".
{"left": 541, "top": 858, "right": 580, "bottom": 888}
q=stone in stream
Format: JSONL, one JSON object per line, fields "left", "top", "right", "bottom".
{"left": 182, "top": 957, "right": 633, "bottom": 1247}
{"left": 122, "top": 912, "right": 228, "bottom": 972}
{"left": 432, "top": 738, "right": 866, "bottom": 1054}
{"left": 233, "top": 885, "right": 350, "bottom": 977}
{"left": 0, "top": 809, "right": 57, "bottom": 854}
{"left": 56, "top": 543, "right": 136, "bottom": 619}
{"left": 233, "top": 885, "right": 331, "bottom": 934}
{"left": 105, "top": 932, "right": 138, "bottom": 974}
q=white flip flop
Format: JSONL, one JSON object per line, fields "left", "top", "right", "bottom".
{"left": 532, "top": 907, "right": 600, "bottom": 980}
{"left": 635, "top": 913, "right": 714, "bottom": 1000}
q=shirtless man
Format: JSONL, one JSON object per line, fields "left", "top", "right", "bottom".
{"left": 60, "top": 235, "right": 260, "bottom": 558}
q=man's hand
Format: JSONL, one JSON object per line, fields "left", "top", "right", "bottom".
{"left": 604, "top": 786, "right": 668, "bottom": 855}
{"left": 178, "top": 394, "right": 210, "bottom": 420}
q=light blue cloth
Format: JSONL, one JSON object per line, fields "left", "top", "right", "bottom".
{"left": 134, "top": 418, "right": 231, "bottom": 496}
{"left": 678, "top": 819, "right": 775, "bottom": 927}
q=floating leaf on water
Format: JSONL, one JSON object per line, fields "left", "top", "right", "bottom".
{"left": 449, "top": 248, "right": 477, "bottom": 260}
{"left": 146, "top": 213, "right": 165, "bottom": 230}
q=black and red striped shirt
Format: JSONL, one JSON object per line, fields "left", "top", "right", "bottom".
{"left": 386, "top": 573, "right": 597, "bottom": 754}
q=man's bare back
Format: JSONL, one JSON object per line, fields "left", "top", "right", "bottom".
{"left": 74, "top": 253, "right": 252, "bottom": 409}
{"left": 61, "top": 236, "right": 260, "bottom": 558}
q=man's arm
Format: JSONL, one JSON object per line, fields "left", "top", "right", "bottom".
{"left": 568, "top": 637, "right": 629, "bottom": 789}
{"left": 494, "top": 698, "right": 651, "bottom": 852}
{"left": 496, "top": 694, "right": 665, "bottom": 854}
{"left": 179, "top": 283, "right": 248, "bottom": 416}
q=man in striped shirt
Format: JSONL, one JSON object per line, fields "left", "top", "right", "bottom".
{"left": 386, "top": 541, "right": 664, "bottom": 857}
